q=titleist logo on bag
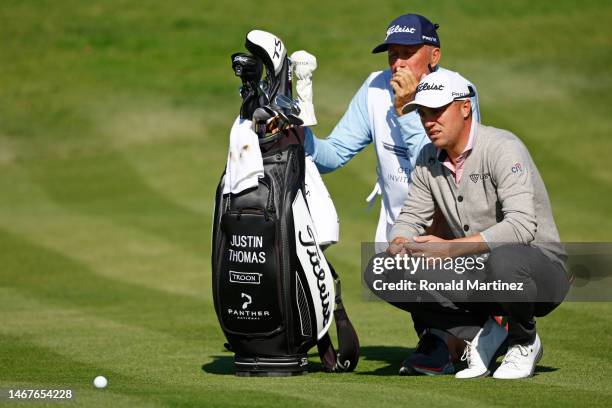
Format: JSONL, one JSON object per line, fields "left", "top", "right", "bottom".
{"left": 298, "top": 226, "right": 332, "bottom": 326}
{"left": 293, "top": 190, "right": 335, "bottom": 337}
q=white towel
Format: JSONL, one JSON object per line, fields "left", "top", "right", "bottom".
{"left": 221, "top": 120, "right": 339, "bottom": 246}
{"left": 222, "top": 116, "right": 264, "bottom": 195}
{"left": 304, "top": 156, "right": 339, "bottom": 246}
{"left": 366, "top": 182, "right": 391, "bottom": 252}
{"left": 365, "top": 181, "right": 381, "bottom": 210}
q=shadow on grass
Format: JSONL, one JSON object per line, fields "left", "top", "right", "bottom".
{"left": 356, "top": 345, "right": 415, "bottom": 376}
{"left": 202, "top": 348, "right": 559, "bottom": 378}
{"left": 202, "top": 355, "right": 234, "bottom": 375}
{"left": 534, "top": 365, "right": 559, "bottom": 375}
{"left": 489, "top": 360, "right": 558, "bottom": 375}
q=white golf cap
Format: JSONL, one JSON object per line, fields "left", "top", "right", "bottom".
{"left": 402, "top": 70, "right": 475, "bottom": 114}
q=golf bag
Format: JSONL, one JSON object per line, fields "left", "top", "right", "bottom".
{"left": 211, "top": 30, "right": 359, "bottom": 376}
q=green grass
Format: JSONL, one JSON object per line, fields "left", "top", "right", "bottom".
{"left": 0, "top": 0, "right": 611, "bottom": 406}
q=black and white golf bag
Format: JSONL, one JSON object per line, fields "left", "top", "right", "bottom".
{"left": 211, "top": 30, "right": 359, "bottom": 376}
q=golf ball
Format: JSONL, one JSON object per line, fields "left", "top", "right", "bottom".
{"left": 93, "top": 376, "right": 107, "bottom": 389}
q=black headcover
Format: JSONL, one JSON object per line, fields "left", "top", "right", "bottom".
{"left": 231, "top": 52, "right": 263, "bottom": 120}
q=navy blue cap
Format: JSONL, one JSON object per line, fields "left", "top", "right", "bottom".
{"left": 372, "top": 14, "right": 440, "bottom": 53}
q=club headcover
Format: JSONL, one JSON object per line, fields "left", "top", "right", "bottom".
{"left": 245, "top": 30, "right": 286, "bottom": 76}
{"left": 246, "top": 30, "right": 292, "bottom": 111}
{"left": 231, "top": 52, "right": 263, "bottom": 83}
{"left": 231, "top": 52, "right": 265, "bottom": 120}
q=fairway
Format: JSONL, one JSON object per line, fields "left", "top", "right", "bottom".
{"left": 1, "top": 0, "right": 612, "bottom": 407}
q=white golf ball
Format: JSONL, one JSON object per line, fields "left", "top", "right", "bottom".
{"left": 93, "top": 375, "right": 107, "bottom": 389}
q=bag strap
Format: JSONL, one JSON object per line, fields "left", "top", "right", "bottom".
{"left": 316, "top": 262, "right": 360, "bottom": 372}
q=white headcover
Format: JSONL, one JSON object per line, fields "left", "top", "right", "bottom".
{"left": 290, "top": 50, "right": 318, "bottom": 126}
{"left": 246, "top": 30, "right": 287, "bottom": 76}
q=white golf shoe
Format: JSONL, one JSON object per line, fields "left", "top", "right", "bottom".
{"left": 493, "top": 333, "right": 543, "bottom": 379}
{"left": 455, "top": 318, "right": 508, "bottom": 379}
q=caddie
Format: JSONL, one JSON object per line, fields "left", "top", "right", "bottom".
{"left": 384, "top": 69, "right": 570, "bottom": 379}
{"left": 301, "top": 13, "right": 481, "bottom": 376}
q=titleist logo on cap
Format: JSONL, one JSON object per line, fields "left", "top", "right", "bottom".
{"left": 416, "top": 82, "right": 444, "bottom": 92}
{"left": 385, "top": 25, "right": 416, "bottom": 39}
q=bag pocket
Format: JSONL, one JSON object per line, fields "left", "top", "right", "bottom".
{"left": 217, "top": 205, "right": 283, "bottom": 336}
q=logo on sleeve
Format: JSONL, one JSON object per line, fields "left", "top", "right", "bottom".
{"left": 511, "top": 163, "right": 523, "bottom": 174}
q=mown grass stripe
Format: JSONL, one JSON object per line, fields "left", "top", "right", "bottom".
{"left": 0, "top": 288, "right": 220, "bottom": 380}
{"left": 22, "top": 152, "right": 210, "bottom": 258}
{"left": 0, "top": 214, "right": 209, "bottom": 299}
{"left": 0, "top": 227, "right": 213, "bottom": 341}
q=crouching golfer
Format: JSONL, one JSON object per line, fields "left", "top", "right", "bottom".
{"left": 366, "top": 70, "right": 570, "bottom": 379}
